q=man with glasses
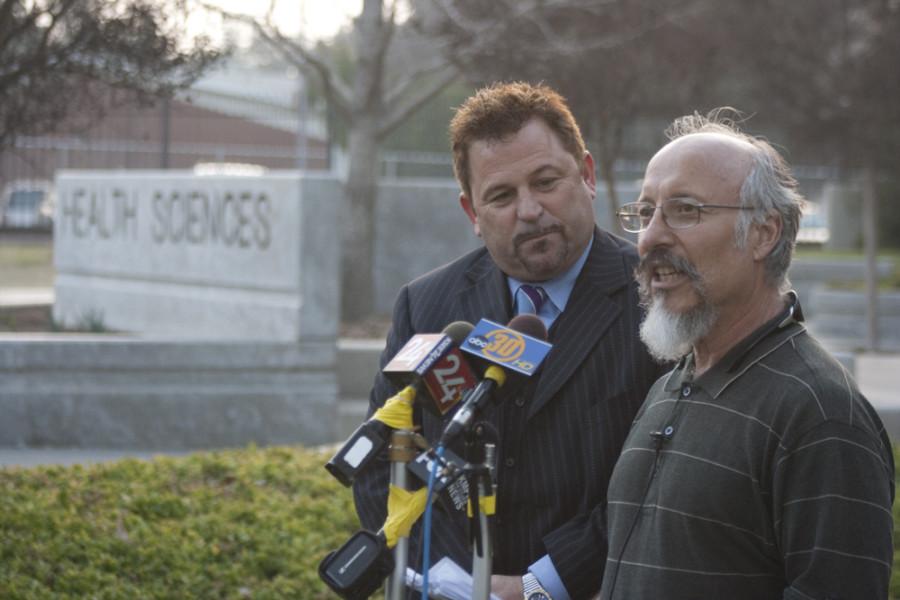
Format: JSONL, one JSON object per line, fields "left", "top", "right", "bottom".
{"left": 599, "top": 110, "right": 895, "bottom": 599}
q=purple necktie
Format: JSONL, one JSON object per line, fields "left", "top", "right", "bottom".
{"left": 518, "top": 284, "right": 547, "bottom": 315}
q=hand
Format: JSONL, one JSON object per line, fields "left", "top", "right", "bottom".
{"left": 491, "top": 574, "right": 524, "bottom": 600}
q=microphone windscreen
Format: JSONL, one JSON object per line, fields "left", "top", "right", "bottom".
{"left": 507, "top": 313, "right": 548, "bottom": 341}
{"left": 442, "top": 320, "right": 474, "bottom": 344}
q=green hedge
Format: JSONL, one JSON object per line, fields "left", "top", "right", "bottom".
{"left": 0, "top": 446, "right": 358, "bottom": 599}
{"left": 1, "top": 445, "right": 898, "bottom": 598}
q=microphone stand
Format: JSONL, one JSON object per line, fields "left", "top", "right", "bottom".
{"left": 386, "top": 429, "right": 418, "bottom": 600}
{"left": 465, "top": 424, "right": 497, "bottom": 600}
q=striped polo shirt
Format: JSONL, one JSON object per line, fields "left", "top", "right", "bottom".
{"left": 600, "top": 297, "right": 895, "bottom": 599}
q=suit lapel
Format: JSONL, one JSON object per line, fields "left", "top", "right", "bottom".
{"left": 458, "top": 250, "right": 513, "bottom": 328}
{"left": 527, "top": 231, "right": 634, "bottom": 419}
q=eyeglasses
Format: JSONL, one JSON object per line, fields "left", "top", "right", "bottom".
{"left": 616, "top": 197, "right": 752, "bottom": 233}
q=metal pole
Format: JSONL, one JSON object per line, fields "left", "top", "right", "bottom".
{"left": 862, "top": 165, "right": 879, "bottom": 351}
{"left": 386, "top": 430, "right": 416, "bottom": 600}
{"left": 160, "top": 97, "right": 171, "bottom": 169}
{"left": 471, "top": 443, "right": 496, "bottom": 600}
{"left": 296, "top": 72, "right": 308, "bottom": 170}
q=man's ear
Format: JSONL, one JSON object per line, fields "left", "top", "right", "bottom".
{"left": 582, "top": 152, "right": 597, "bottom": 197}
{"left": 459, "top": 193, "right": 481, "bottom": 237}
{"left": 750, "top": 214, "right": 782, "bottom": 262}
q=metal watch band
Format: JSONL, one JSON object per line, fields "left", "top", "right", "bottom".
{"left": 522, "top": 572, "right": 552, "bottom": 599}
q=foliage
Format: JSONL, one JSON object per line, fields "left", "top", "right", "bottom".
{"left": 0, "top": 0, "right": 222, "bottom": 147}
{"left": 0, "top": 443, "right": 898, "bottom": 596}
{"left": 725, "top": 0, "right": 900, "bottom": 171}
{"left": 383, "top": 80, "right": 476, "bottom": 153}
{"left": 416, "top": 0, "right": 718, "bottom": 231}
{"left": 0, "top": 445, "right": 358, "bottom": 599}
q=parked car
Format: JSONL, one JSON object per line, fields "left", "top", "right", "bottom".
{"left": 797, "top": 200, "right": 830, "bottom": 245}
{"left": 1, "top": 180, "right": 54, "bottom": 230}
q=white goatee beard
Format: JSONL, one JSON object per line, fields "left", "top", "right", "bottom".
{"left": 639, "top": 293, "right": 718, "bottom": 363}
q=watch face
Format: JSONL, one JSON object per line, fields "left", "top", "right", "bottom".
{"left": 527, "top": 594, "right": 550, "bottom": 600}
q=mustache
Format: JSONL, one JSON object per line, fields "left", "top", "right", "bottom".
{"left": 513, "top": 224, "right": 563, "bottom": 248}
{"left": 635, "top": 249, "right": 703, "bottom": 304}
{"left": 636, "top": 249, "right": 700, "bottom": 279}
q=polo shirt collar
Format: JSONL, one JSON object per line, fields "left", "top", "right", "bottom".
{"left": 663, "top": 291, "right": 807, "bottom": 397}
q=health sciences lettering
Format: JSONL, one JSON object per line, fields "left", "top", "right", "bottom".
{"left": 60, "top": 187, "right": 139, "bottom": 241}
{"left": 151, "top": 189, "right": 272, "bottom": 250}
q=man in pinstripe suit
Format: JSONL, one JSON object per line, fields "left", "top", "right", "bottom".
{"left": 352, "top": 82, "right": 665, "bottom": 599}
{"left": 600, "top": 112, "right": 895, "bottom": 599}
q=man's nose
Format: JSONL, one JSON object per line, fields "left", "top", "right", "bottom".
{"left": 516, "top": 189, "right": 543, "bottom": 221}
{"left": 637, "top": 206, "right": 672, "bottom": 256}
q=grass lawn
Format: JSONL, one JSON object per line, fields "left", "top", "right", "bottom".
{"left": 794, "top": 246, "right": 900, "bottom": 261}
{"left": 0, "top": 235, "right": 54, "bottom": 287}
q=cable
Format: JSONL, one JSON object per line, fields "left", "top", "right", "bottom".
{"left": 606, "top": 391, "right": 687, "bottom": 598}
{"left": 420, "top": 444, "right": 444, "bottom": 600}
{"left": 604, "top": 442, "right": 661, "bottom": 597}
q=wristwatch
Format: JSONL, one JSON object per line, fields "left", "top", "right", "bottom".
{"left": 522, "top": 572, "right": 552, "bottom": 600}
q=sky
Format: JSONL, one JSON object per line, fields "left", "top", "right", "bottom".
{"left": 187, "top": 0, "right": 363, "bottom": 45}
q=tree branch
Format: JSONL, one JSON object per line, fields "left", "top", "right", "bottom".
{"left": 198, "top": 2, "right": 354, "bottom": 121}
{"left": 378, "top": 63, "right": 459, "bottom": 138}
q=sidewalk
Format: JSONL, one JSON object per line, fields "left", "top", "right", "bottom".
{"left": 0, "top": 286, "right": 54, "bottom": 307}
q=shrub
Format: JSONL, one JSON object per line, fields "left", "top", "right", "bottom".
{"left": 0, "top": 446, "right": 358, "bottom": 599}
{"left": 1, "top": 444, "right": 898, "bottom": 598}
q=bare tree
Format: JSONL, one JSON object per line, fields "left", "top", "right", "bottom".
{"left": 0, "top": 0, "right": 221, "bottom": 148}
{"left": 717, "top": 0, "right": 900, "bottom": 350}
{"left": 213, "top": 0, "right": 461, "bottom": 321}
{"left": 417, "top": 0, "right": 713, "bottom": 235}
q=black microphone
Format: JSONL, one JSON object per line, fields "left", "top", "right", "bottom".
{"left": 649, "top": 425, "right": 674, "bottom": 449}
{"left": 319, "top": 530, "right": 393, "bottom": 600}
{"left": 438, "top": 314, "right": 549, "bottom": 447}
{"left": 325, "top": 321, "right": 475, "bottom": 487}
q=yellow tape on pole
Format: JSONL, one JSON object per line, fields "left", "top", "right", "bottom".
{"left": 372, "top": 385, "right": 416, "bottom": 430}
{"left": 382, "top": 485, "right": 429, "bottom": 548}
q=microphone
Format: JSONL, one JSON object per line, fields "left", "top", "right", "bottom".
{"left": 319, "top": 485, "right": 431, "bottom": 598}
{"left": 383, "top": 320, "right": 477, "bottom": 417}
{"left": 324, "top": 322, "right": 475, "bottom": 487}
{"left": 649, "top": 425, "right": 674, "bottom": 449}
{"left": 319, "top": 530, "right": 393, "bottom": 600}
{"left": 438, "top": 314, "right": 551, "bottom": 447}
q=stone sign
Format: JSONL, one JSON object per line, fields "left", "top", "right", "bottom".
{"left": 53, "top": 171, "right": 340, "bottom": 341}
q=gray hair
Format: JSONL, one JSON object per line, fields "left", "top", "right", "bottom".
{"left": 665, "top": 108, "right": 804, "bottom": 291}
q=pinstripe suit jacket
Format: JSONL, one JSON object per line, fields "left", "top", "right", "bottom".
{"left": 353, "top": 227, "right": 666, "bottom": 599}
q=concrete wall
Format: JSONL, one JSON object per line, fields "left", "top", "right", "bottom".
{"left": 17, "top": 171, "right": 345, "bottom": 449}
{"left": 787, "top": 258, "right": 893, "bottom": 319}
{"left": 54, "top": 171, "right": 340, "bottom": 341}
{"left": 806, "top": 289, "right": 900, "bottom": 351}
{"left": 823, "top": 181, "right": 862, "bottom": 250}
{"left": 0, "top": 334, "right": 338, "bottom": 449}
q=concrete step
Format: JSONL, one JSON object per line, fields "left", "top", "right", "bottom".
{"left": 337, "top": 397, "right": 370, "bottom": 440}
{"left": 337, "top": 338, "right": 383, "bottom": 398}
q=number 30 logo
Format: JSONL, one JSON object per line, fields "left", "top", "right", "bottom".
{"left": 480, "top": 329, "right": 526, "bottom": 363}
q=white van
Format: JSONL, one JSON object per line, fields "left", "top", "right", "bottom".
{"left": 1, "top": 180, "right": 54, "bottom": 230}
